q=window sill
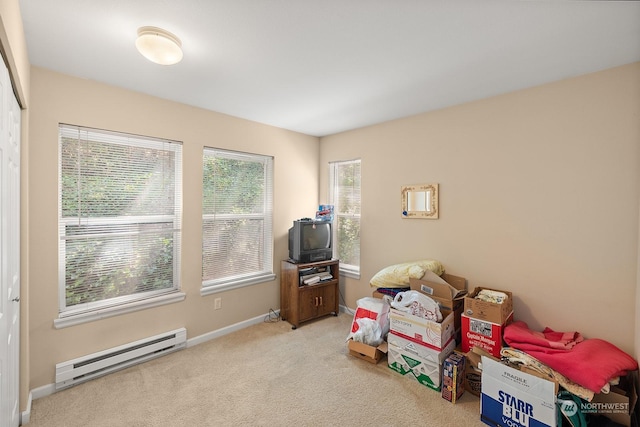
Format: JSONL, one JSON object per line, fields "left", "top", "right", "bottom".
{"left": 54, "top": 292, "right": 186, "bottom": 329}
{"left": 339, "top": 267, "right": 360, "bottom": 280}
{"left": 201, "top": 273, "right": 276, "bottom": 296}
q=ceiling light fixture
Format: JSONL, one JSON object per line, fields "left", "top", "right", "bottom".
{"left": 135, "top": 26, "right": 183, "bottom": 65}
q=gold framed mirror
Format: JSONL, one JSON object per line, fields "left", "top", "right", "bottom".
{"left": 401, "top": 184, "right": 439, "bottom": 219}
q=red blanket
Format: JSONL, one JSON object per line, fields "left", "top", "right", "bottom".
{"left": 504, "top": 321, "right": 638, "bottom": 393}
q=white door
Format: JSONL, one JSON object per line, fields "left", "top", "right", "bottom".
{"left": 0, "top": 58, "right": 21, "bottom": 427}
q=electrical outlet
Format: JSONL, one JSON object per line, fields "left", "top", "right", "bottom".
{"left": 214, "top": 298, "right": 222, "bottom": 310}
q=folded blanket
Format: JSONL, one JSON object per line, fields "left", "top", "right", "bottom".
{"left": 503, "top": 320, "right": 584, "bottom": 352}
{"left": 501, "top": 347, "right": 595, "bottom": 401}
{"left": 504, "top": 321, "right": 638, "bottom": 394}
{"left": 374, "top": 287, "right": 409, "bottom": 297}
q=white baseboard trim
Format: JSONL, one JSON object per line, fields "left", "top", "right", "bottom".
{"left": 20, "top": 384, "right": 54, "bottom": 425}
{"left": 20, "top": 391, "right": 32, "bottom": 425}
{"left": 31, "top": 383, "right": 56, "bottom": 401}
{"left": 21, "top": 309, "right": 281, "bottom": 424}
{"left": 186, "top": 310, "right": 280, "bottom": 348}
{"left": 339, "top": 303, "right": 354, "bottom": 315}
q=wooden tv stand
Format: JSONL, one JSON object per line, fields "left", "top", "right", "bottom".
{"left": 280, "top": 259, "right": 339, "bottom": 329}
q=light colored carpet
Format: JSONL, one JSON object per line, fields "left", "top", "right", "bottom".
{"left": 27, "top": 313, "right": 486, "bottom": 426}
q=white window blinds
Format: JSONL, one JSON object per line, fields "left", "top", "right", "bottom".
{"left": 202, "top": 148, "right": 274, "bottom": 291}
{"left": 58, "top": 124, "right": 182, "bottom": 316}
{"left": 329, "top": 159, "right": 361, "bottom": 275}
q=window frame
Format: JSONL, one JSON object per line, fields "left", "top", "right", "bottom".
{"left": 329, "top": 159, "right": 361, "bottom": 279}
{"left": 55, "top": 124, "right": 185, "bottom": 328}
{"left": 201, "top": 147, "right": 275, "bottom": 296}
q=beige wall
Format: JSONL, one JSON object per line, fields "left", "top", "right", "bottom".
{"left": 320, "top": 62, "right": 640, "bottom": 356}
{"left": 0, "top": 0, "right": 29, "bottom": 103}
{"left": 27, "top": 67, "right": 320, "bottom": 389}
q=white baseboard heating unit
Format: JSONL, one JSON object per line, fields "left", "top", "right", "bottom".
{"left": 55, "top": 328, "right": 187, "bottom": 390}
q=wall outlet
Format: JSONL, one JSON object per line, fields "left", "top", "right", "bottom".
{"left": 214, "top": 298, "right": 222, "bottom": 310}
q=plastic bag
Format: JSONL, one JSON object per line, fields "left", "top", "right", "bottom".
{"left": 391, "top": 290, "right": 442, "bottom": 322}
{"left": 346, "top": 297, "right": 390, "bottom": 343}
{"left": 352, "top": 318, "right": 384, "bottom": 346}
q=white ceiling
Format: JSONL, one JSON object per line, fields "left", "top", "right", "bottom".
{"left": 19, "top": 0, "right": 640, "bottom": 137}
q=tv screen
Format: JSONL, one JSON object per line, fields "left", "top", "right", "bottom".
{"left": 288, "top": 220, "right": 333, "bottom": 263}
{"left": 301, "top": 222, "right": 331, "bottom": 250}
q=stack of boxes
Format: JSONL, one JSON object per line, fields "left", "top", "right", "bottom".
{"left": 461, "top": 287, "right": 513, "bottom": 358}
{"left": 386, "top": 272, "right": 467, "bottom": 392}
{"left": 387, "top": 307, "right": 456, "bottom": 391}
{"left": 460, "top": 286, "right": 514, "bottom": 399}
{"left": 357, "top": 276, "right": 637, "bottom": 426}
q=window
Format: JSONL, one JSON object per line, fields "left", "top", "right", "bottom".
{"left": 202, "top": 148, "right": 275, "bottom": 294}
{"left": 329, "top": 159, "right": 361, "bottom": 278}
{"left": 57, "top": 125, "right": 183, "bottom": 326}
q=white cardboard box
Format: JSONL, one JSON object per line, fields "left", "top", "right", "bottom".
{"left": 389, "top": 308, "right": 455, "bottom": 351}
{"left": 481, "top": 356, "right": 557, "bottom": 427}
{"left": 387, "top": 332, "right": 455, "bottom": 364}
{"left": 387, "top": 338, "right": 455, "bottom": 391}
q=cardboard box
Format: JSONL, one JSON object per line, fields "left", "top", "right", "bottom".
{"left": 389, "top": 307, "right": 455, "bottom": 351}
{"left": 585, "top": 371, "right": 637, "bottom": 427}
{"left": 387, "top": 332, "right": 454, "bottom": 364}
{"left": 410, "top": 272, "right": 467, "bottom": 332}
{"left": 461, "top": 312, "right": 513, "bottom": 358}
{"left": 442, "top": 351, "right": 466, "bottom": 403}
{"left": 387, "top": 338, "right": 455, "bottom": 391}
{"left": 481, "top": 356, "right": 557, "bottom": 427}
{"left": 464, "top": 287, "right": 513, "bottom": 324}
{"left": 463, "top": 346, "right": 499, "bottom": 397}
{"left": 465, "top": 360, "right": 482, "bottom": 397}
{"left": 348, "top": 339, "right": 388, "bottom": 364}
{"left": 372, "top": 290, "right": 385, "bottom": 299}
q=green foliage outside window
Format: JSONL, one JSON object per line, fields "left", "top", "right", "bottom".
{"left": 337, "top": 217, "right": 360, "bottom": 266}
{"left": 202, "top": 154, "right": 269, "bottom": 283}
{"left": 60, "top": 131, "right": 179, "bottom": 309}
{"left": 333, "top": 160, "right": 361, "bottom": 268}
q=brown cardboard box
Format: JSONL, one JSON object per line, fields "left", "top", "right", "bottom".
{"left": 463, "top": 346, "right": 496, "bottom": 397}
{"left": 372, "top": 290, "right": 385, "bottom": 299}
{"left": 348, "top": 339, "right": 388, "bottom": 364}
{"left": 588, "top": 371, "right": 637, "bottom": 427}
{"left": 464, "top": 362, "right": 482, "bottom": 397}
{"left": 463, "top": 287, "right": 513, "bottom": 324}
{"left": 409, "top": 272, "right": 467, "bottom": 332}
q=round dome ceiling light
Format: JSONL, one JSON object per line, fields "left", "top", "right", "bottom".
{"left": 135, "top": 26, "right": 183, "bottom": 65}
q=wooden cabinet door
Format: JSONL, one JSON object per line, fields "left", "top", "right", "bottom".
{"left": 315, "top": 284, "right": 337, "bottom": 317}
{"left": 298, "top": 283, "right": 337, "bottom": 322}
{"left": 298, "top": 287, "right": 318, "bottom": 323}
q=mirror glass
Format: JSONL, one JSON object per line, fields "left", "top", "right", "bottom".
{"left": 401, "top": 184, "right": 438, "bottom": 219}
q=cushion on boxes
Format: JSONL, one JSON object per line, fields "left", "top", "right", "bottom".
{"left": 370, "top": 260, "right": 444, "bottom": 289}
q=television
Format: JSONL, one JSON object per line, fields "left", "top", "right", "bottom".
{"left": 288, "top": 219, "right": 333, "bottom": 263}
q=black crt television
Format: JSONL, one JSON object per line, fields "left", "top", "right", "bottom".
{"left": 288, "top": 219, "right": 333, "bottom": 263}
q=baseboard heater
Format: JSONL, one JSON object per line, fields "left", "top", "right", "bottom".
{"left": 55, "top": 327, "right": 187, "bottom": 390}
